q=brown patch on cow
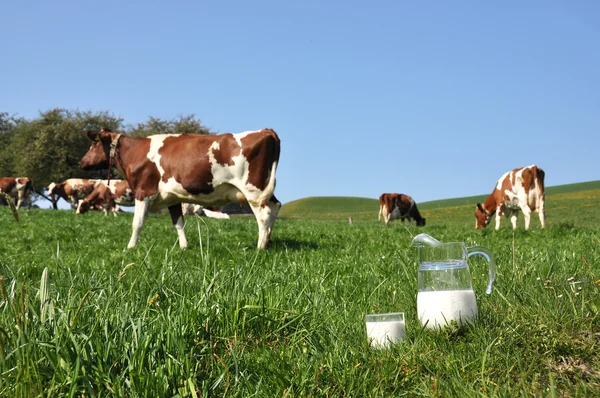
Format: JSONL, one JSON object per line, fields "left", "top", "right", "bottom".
{"left": 240, "top": 129, "right": 281, "bottom": 190}
{"left": 111, "top": 134, "right": 160, "bottom": 200}
{"left": 211, "top": 134, "right": 240, "bottom": 166}
{"left": 157, "top": 135, "right": 217, "bottom": 195}
{"left": 168, "top": 203, "right": 184, "bottom": 225}
{"left": 475, "top": 203, "right": 489, "bottom": 229}
{"left": 0, "top": 178, "right": 17, "bottom": 193}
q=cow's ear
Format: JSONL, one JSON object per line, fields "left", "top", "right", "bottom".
{"left": 476, "top": 203, "right": 487, "bottom": 214}
{"left": 87, "top": 131, "right": 101, "bottom": 142}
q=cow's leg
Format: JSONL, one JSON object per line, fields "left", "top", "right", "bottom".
{"left": 249, "top": 197, "right": 280, "bottom": 249}
{"left": 510, "top": 210, "right": 519, "bottom": 230}
{"left": 378, "top": 205, "right": 383, "bottom": 222}
{"left": 494, "top": 206, "right": 503, "bottom": 230}
{"left": 521, "top": 206, "right": 532, "bottom": 230}
{"left": 16, "top": 191, "right": 23, "bottom": 209}
{"left": 128, "top": 199, "right": 151, "bottom": 248}
{"left": 251, "top": 203, "right": 271, "bottom": 249}
{"left": 168, "top": 203, "right": 188, "bottom": 249}
{"left": 538, "top": 197, "right": 546, "bottom": 229}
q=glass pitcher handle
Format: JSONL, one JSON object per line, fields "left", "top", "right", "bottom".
{"left": 467, "top": 246, "right": 496, "bottom": 294}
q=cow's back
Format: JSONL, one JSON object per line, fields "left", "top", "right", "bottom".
{"left": 0, "top": 178, "right": 17, "bottom": 193}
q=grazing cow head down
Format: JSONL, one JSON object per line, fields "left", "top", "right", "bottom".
{"left": 475, "top": 165, "right": 546, "bottom": 230}
{"left": 378, "top": 193, "right": 425, "bottom": 226}
{"left": 475, "top": 203, "right": 492, "bottom": 229}
{"left": 76, "top": 199, "right": 92, "bottom": 214}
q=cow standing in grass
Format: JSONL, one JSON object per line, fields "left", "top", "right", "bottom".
{"left": 0, "top": 177, "right": 32, "bottom": 209}
{"left": 475, "top": 164, "right": 546, "bottom": 230}
{"left": 47, "top": 179, "right": 97, "bottom": 209}
{"left": 79, "top": 128, "right": 281, "bottom": 249}
{"left": 378, "top": 193, "right": 426, "bottom": 226}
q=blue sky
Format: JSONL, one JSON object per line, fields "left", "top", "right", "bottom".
{"left": 2, "top": 1, "right": 599, "bottom": 207}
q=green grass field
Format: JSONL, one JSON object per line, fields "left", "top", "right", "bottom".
{"left": 1, "top": 183, "right": 599, "bottom": 396}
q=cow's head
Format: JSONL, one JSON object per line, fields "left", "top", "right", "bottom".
{"left": 47, "top": 182, "right": 57, "bottom": 195}
{"left": 416, "top": 217, "right": 426, "bottom": 227}
{"left": 475, "top": 203, "right": 492, "bottom": 229}
{"left": 78, "top": 129, "right": 118, "bottom": 170}
{"left": 76, "top": 199, "right": 91, "bottom": 214}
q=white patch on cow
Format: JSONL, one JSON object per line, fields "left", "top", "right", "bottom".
{"left": 147, "top": 135, "right": 180, "bottom": 177}
{"left": 69, "top": 179, "right": 88, "bottom": 190}
{"left": 234, "top": 130, "right": 260, "bottom": 147}
{"left": 47, "top": 182, "right": 56, "bottom": 193}
{"left": 496, "top": 171, "right": 510, "bottom": 191}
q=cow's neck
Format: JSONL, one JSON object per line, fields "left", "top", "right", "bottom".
{"left": 110, "top": 135, "right": 144, "bottom": 179}
{"left": 482, "top": 194, "right": 498, "bottom": 214}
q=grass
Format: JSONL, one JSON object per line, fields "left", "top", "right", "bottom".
{"left": 1, "top": 185, "right": 599, "bottom": 396}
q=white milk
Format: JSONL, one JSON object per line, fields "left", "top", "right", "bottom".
{"left": 417, "top": 289, "right": 478, "bottom": 329}
{"left": 366, "top": 319, "right": 406, "bottom": 348}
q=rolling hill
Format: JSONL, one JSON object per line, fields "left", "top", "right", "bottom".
{"left": 278, "top": 180, "right": 600, "bottom": 226}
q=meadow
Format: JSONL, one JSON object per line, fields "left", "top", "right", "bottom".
{"left": 1, "top": 185, "right": 599, "bottom": 397}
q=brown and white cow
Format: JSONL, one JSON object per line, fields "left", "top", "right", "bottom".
{"left": 76, "top": 179, "right": 135, "bottom": 216}
{"left": 378, "top": 193, "right": 426, "bottom": 226}
{"left": 475, "top": 165, "right": 546, "bottom": 230}
{"left": 47, "top": 178, "right": 97, "bottom": 209}
{"left": 0, "top": 177, "right": 33, "bottom": 209}
{"left": 79, "top": 128, "right": 281, "bottom": 249}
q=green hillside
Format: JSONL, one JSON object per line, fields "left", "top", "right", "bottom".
{"left": 279, "top": 180, "right": 600, "bottom": 226}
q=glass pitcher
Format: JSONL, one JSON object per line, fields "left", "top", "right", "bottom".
{"left": 411, "top": 234, "right": 496, "bottom": 329}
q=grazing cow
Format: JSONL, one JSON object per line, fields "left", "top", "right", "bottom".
{"left": 47, "top": 178, "right": 97, "bottom": 209}
{"left": 79, "top": 128, "right": 281, "bottom": 249}
{"left": 475, "top": 164, "right": 546, "bottom": 230}
{"left": 0, "top": 177, "right": 32, "bottom": 209}
{"left": 378, "top": 193, "right": 426, "bottom": 226}
{"left": 77, "top": 179, "right": 135, "bottom": 216}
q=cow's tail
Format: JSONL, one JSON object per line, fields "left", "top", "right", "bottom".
{"left": 532, "top": 165, "right": 545, "bottom": 211}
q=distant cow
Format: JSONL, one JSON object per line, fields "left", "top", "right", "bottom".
{"left": 182, "top": 203, "right": 231, "bottom": 219}
{"left": 0, "top": 177, "right": 33, "bottom": 209}
{"left": 378, "top": 193, "right": 426, "bottom": 226}
{"left": 475, "top": 165, "right": 546, "bottom": 230}
{"left": 79, "top": 128, "right": 281, "bottom": 249}
{"left": 48, "top": 179, "right": 97, "bottom": 209}
{"left": 77, "top": 179, "right": 135, "bottom": 216}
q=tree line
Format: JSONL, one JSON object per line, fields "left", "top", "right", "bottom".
{"left": 0, "top": 109, "right": 212, "bottom": 208}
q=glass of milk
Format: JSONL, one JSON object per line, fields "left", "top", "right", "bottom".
{"left": 365, "top": 312, "right": 406, "bottom": 348}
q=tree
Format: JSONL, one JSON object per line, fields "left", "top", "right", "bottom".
{"left": 0, "top": 112, "right": 25, "bottom": 177}
{"left": 4, "top": 109, "right": 123, "bottom": 207}
{"left": 128, "top": 114, "right": 213, "bottom": 137}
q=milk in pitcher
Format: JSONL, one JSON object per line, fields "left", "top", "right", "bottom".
{"left": 417, "top": 289, "right": 478, "bottom": 329}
